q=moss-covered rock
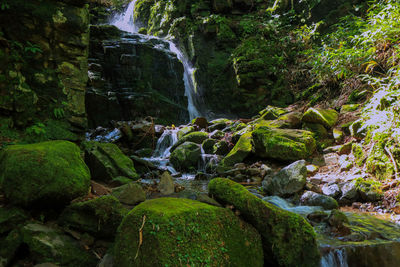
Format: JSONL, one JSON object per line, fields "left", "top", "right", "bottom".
{"left": 172, "top": 131, "right": 209, "bottom": 151}
{"left": 252, "top": 127, "right": 316, "bottom": 161}
{"left": 83, "top": 141, "right": 139, "bottom": 182}
{"left": 0, "top": 141, "right": 90, "bottom": 207}
{"left": 220, "top": 132, "right": 252, "bottom": 167}
{"left": 19, "top": 223, "right": 98, "bottom": 267}
{"left": 208, "top": 178, "right": 320, "bottom": 266}
{"left": 114, "top": 197, "right": 263, "bottom": 266}
{"left": 59, "top": 195, "right": 128, "bottom": 238}
{"left": 302, "top": 108, "right": 339, "bottom": 129}
{"left": 170, "top": 142, "right": 201, "bottom": 172}
{"left": 259, "top": 105, "right": 288, "bottom": 120}
{"left": 111, "top": 182, "right": 146, "bottom": 205}
{"left": 0, "top": 207, "right": 29, "bottom": 235}
{"left": 202, "top": 138, "right": 217, "bottom": 154}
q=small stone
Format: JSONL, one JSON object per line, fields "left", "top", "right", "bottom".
{"left": 322, "top": 183, "right": 341, "bottom": 199}
{"left": 158, "top": 172, "right": 175, "bottom": 195}
{"left": 306, "top": 164, "right": 319, "bottom": 175}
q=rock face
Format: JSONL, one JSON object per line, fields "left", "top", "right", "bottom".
{"left": 0, "top": 0, "right": 89, "bottom": 137}
{"left": 59, "top": 195, "right": 128, "bottom": 238}
{"left": 114, "top": 198, "right": 263, "bottom": 266}
{"left": 208, "top": 178, "right": 321, "bottom": 267}
{"left": 262, "top": 160, "right": 307, "bottom": 197}
{"left": 252, "top": 127, "right": 316, "bottom": 161}
{"left": 0, "top": 141, "right": 90, "bottom": 207}
{"left": 87, "top": 25, "right": 188, "bottom": 127}
{"left": 170, "top": 141, "right": 201, "bottom": 172}
{"left": 83, "top": 141, "right": 139, "bottom": 182}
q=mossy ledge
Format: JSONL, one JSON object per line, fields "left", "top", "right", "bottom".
{"left": 208, "top": 178, "right": 321, "bottom": 267}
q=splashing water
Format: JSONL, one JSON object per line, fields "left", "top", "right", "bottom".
{"left": 320, "top": 249, "right": 348, "bottom": 267}
{"left": 109, "top": 1, "right": 203, "bottom": 120}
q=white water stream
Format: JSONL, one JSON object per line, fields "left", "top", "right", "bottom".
{"left": 110, "top": 1, "right": 202, "bottom": 120}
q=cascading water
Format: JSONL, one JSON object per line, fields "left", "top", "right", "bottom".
{"left": 109, "top": 1, "right": 202, "bottom": 120}
{"left": 320, "top": 249, "right": 348, "bottom": 267}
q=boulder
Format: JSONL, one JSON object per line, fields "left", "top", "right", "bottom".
{"left": 300, "top": 191, "right": 339, "bottom": 210}
{"left": 114, "top": 198, "right": 263, "bottom": 266}
{"left": 0, "top": 141, "right": 90, "bottom": 207}
{"left": 172, "top": 131, "right": 209, "bottom": 151}
{"left": 322, "top": 183, "right": 341, "bottom": 199}
{"left": 0, "top": 207, "right": 29, "bottom": 234}
{"left": 302, "top": 108, "right": 339, "bottom": 129}
{"left": 112, "top": 183, "right": 146, "bottom": 205}
{"left": 262, "top": 160, "right": 307, "bottom": 197}
{"left": 202, "top": 138, "right": 217, "bottom": 154}
{"left": 339, "top": 181, "right": 359, "bottom": 204}
{"left": 59, "top": 195, "right": 128, "bottom": 238}
{"left": 170, "top": 142, "right": 201, "bottom": 172}
{"left": 259, "top": 105, "right": 288, "bottom": 120}
{"left": 208, "top": 178, "right": 321, "bottom": 266}
{"left": 158, "top": 171, "right": 175, "bottom": 195}
{"left": 83, "top": 141, "right": 139, "bottom": 182}
{"left": 252, "top": 127, "right": 316, "bottom": 161}
{"left": 220, "top": 132, "right": 252, "bottom": 167}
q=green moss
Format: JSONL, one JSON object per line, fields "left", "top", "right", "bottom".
{"left": 173, "top": 131, "right": 209, "bottom": 149}
{"left": 59, "top": 195, "right": 128, "bottom": 238}
{"left": 0, "top": 207, "right": 29, "bottom": 234}
{"left": 354, "top": 178, "right": 383, "bottom": 201}
{"left": 208, "top": 178, "right": 321, "bottom": 267}
{"left": 302, "top": 108, "right": 339, "bottom": 129}
{"left": 114, "top": 198, "right": 263, "bottom": 267}
{"left": 252, "top": 127, "right": 316, "bottom": 161}
{"left": 170, "top": 141, "right": 201, "bottom": 172}
{"left": 221, "top": 132, "right": 252, "bottom": 167}
{"left": 352, "top": 143, "right": 365, "bottom": 167}
{"left": 0, "top": 141, "right": 90, "bottom": 207}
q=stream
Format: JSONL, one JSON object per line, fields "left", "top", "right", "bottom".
{"left": 91, "top": 2, "right": 400, "bottom": 267}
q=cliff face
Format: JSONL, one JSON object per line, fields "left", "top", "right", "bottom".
{"left": 0, "top": 0, "right": 89, "bottom": 141}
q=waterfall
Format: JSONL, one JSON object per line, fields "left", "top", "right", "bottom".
{"left": 153, "top": 129, "right": 178, "bottom": 158}
{"left": 109, "top": 1, "right": 203, "bottom": 120}
{"left": 320, "top": 248, "right": 348, "bottom": 267}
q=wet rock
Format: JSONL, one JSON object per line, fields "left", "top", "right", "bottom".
{"left": 114, "top": 198, "right": 263, "bottom": 266}
{"left": 209, "top": 130, "right": 225, "bottom": 139}
{"left": 302, "top": 108, "right": 339, "bottom": 129}
{"left": 339, "top": 181, "right": 359, "bottom": 204}
{"left": 172, "top": 131, "right": 209, "bottom": 151}
{"left": 328, "top": 210, "right": 350, "bottom": 235}
{"left": 59, "top": 195, "right": 128, "bottom": 238}
{"left": 300, "top": 191, "right": 339, "bottom": 210}
{"left": 209, "top": 178, "right": 321, "bottom": 266}
{"left": 213, "top": 140, "right": 230, "bottom": 155}
{"left": 0, "top": 207, "right": 29, "bottom": 235}
{"left": 307, "top": 210, "right": 329, "bottom": 224}
{"left": 0, "top": 141, "right": 90, "bottom": 207}
{"left": 177, "top": 126, "right": 195, "bottom": 139}
{"left": 322, "top": 183, "right": 341, "bottom": 199}
{"left": 112, "top": 182, "right": 146, "bottom": 205}
{"left": 83, "top": 141, "right": 139, "bottom": 182}
{"left": 192, "top": 117, "right": 208, "bottom": 129}
{"left": 158, "top": 171, "right": 175, "bottom": 195}
{"left": 262, "top": 160, "right": 307, "bottom": 197}
{"left": 350, "top": 119, "right": 367, "bottom": 139}
{"left": 202, "top": 138, "right": 217, "bottom": 154}
{"left": 170, "top": 142, "right": 201, "bottom": 172}
{"left": 259, "top": 106, "right": 288, "bottom": 120}
{"left": 252, "top": 127, "right": 316, "bottom": 161}
{"left": 220, "top": 132, "right": 252, "bottom": 167}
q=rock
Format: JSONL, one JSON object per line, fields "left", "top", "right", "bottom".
{"left": 158, "top": 171, "right": 175, "bottom": 195}
{"left": 83, "top": 141, "right": 139, "bottom": 182}
{"left": 174, "top": 131, "right": 209, "bottom": 148}
{"left": 339, "top": 155, "right": 353, "bottom": 171}
{"left": 177, "top": 126, "right": 195, "bottom": 139}
{"left": 262, "top": 160, "right": 307, "bottom": 197}
{"left": 0, "top": 207, "right": 28, "bottom": 235}
{"left": 300, "top": 191, "right": 339, "bottom": 210}
{"left": 328, "top": 210, "right": 350, "bottom": 235}
{"left": 355, "top": 178, "right": 383, "bottom": 202}
{"left": 59, "top": 195, "right": 128, "bottom": 238}
{"left": 338, "top": 141, "right": 353, "bottom": 155}
{"left": 340, "top": 104, "right": 360, "bottom": 113}
{"left": 0, "top": 141, "right": 90, "bottom": 207}
{"left": 208, "top": 178, "right": 321, "bottom": 267}
{"left": 302, "top": 122, "right": 329, "bottom": 139}
{"left": 333, "top": 128, "right": 344, "bottom": 142}
{"left": 18, "top": 223, "right": 97, "bottom": 266}
{"left": 213, "top": 140, "right": 230, "bottom": 155}
{"left": 259, "top": 105, "right": 288, "bottom": 120}
{"left": 112, "top": 183, "right": 146, "bottom": 205}
{"left": 220, "top": 132, "right": 252, "bottom": 167}
{"left": 170, "top": 142, "right": 201, "bottom": 172}
{"left": 302, "top": 108, "right": 339, "bottom": 129}
{"left": 306, "top": 164, "right": 319, "bottom": 175}
{"left": 202, "top": 138, "right": 217, "bottom": 154}
{"left": 114, "top": 198, "right": 263, "bottom": 266}
{"left": 192, "top": 117, "right": 208, "bottom": 129}
{"left": 209, "top": 129, "right": 225, "bottom": 139}
{"left": 350, "top": 119, "right": 367, "bottom": 139}
{"left": 252, "top": 127, "right": 316, "bottom": 161}
{"left": 322, "top": 183, "right": 341, "bottom": 199}
{"left": 339, "top": 181, "right": 359, "bottom": 204}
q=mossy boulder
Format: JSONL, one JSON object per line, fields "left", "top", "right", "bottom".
{"left": 302, "top": 108, "right": 339, "bottom": 129}
{"left": 0, "top": 207, "right": 29, "bottom": 234}
{"left": 259, "top": 105, "right": 288, "bottom": 120}
{"left": 83, "top": 141, "right": 139, "bottom": 182}
{"left": 59, "top": 195, "right": 128, "bottom": 238}
{"left": 300, "top": 191, "right": 339, "bottom": 210}
{"left": 111, "top": 182, "right": 146, "bottom": 205}
{"left": 208, "top": 178, "right": 321, "bottom": 267}
{"left": 202, "top": 138, "right": 217, "bottom": 154}
{"left": 172, "top": 131, "right": 209, "bottom": 151}
{"left": 0, "top": 141, "right": 90, "bottom": 207}
{"left": 252, "top": 127, "right": 316, "bottom": 161}
{"left": 220, "top": 132, "right": 252, "bottom": 167}
{"left": 114, "top": 198, "right": 263, "bottom": 266}
{"left": 19, "top": 223, "right": 98, "bottom": 267}
{"left": 170, "top": 142, "right": 201, "bottom": 172}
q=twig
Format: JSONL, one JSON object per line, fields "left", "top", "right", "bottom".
{"left": 384, "top": 146, "right": 398, "bottom": 179}
{"left": 135, "top": 215, "right": 147, "bottom": 260}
